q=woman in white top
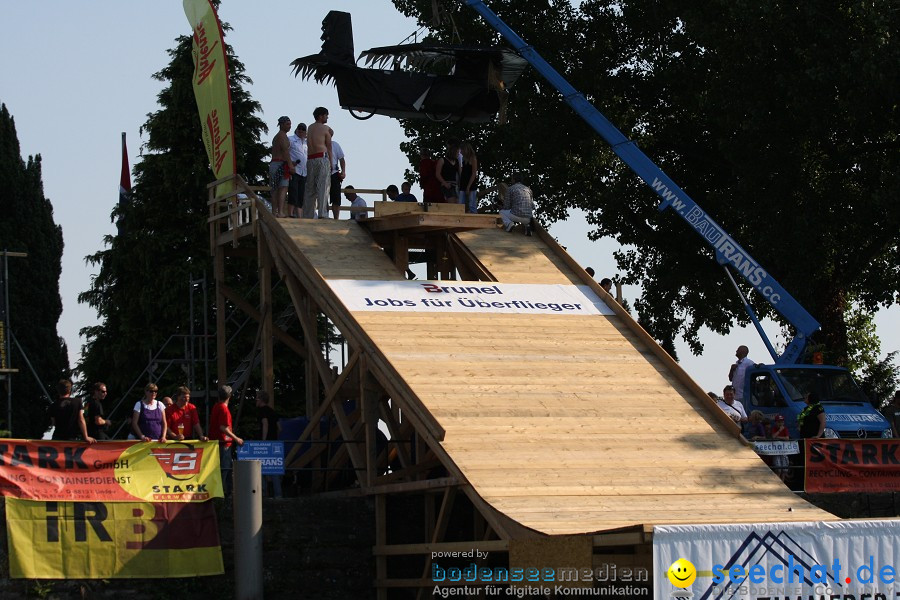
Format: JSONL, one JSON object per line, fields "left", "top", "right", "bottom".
{"left": 131, "top": 382, "right": 168, "bottom": 442}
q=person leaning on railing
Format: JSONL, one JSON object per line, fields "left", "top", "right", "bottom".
{"left": 131, "top": 382, "right": 167, "bottom": 443}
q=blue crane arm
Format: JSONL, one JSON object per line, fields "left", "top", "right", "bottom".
{"left": 463, "top": 0, "right": 820, "bottom": 364}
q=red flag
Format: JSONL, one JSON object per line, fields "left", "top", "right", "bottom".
{"left": 119, "top": 132, "right": 131, "bottom": 197}
{"left": 117, "top": 132, "right": 131, "bottom": 233}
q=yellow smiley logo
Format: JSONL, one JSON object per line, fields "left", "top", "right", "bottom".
{"left": 667, "top": 558, "right": 697, "bottom": 588}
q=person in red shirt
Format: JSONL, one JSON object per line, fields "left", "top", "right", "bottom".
{"left": 165, "top": 386, "right": 208, "bottom": 441}
{"left": 209, "top": 385, "right": 243, "bottom": 496}
{"left": 418, "top": 151, "right": 442, "bottom": 204}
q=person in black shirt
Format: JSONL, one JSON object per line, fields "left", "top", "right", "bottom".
{"left": 255, "top": 390, "right": 282, "bottom": 498}
{"left": 256, "top": 390, "right": 279, "bottom": 441}
{"left": 84, "top": 381, "right": 111, "bottom": 440}
{"left": 798, "top": 392, "right": 826, "bottom": 439}
{"left": 49, "top": 379, "right": 95, "bottom": 443}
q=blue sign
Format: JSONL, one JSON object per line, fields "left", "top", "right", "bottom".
{"left": 236, "top": 441, "right": 284, "bottom": 475}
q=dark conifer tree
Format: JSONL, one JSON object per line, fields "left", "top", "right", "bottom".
{"left": 78, "top": 26, "right": 268, "bottom": 413}
{"left": 0, "top": 103, "right": 69, "bottom": 437}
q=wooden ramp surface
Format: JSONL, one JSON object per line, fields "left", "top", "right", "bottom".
{"left": 269, "top": 218, "right": 835, "bottom": 535}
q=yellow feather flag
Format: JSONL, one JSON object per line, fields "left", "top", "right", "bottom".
{"left": 183, "top": 0, "right": 235, "bottom": 197}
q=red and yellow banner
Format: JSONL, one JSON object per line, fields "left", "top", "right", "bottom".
{"left": 183, "top": 0, "right": 235, "bottom": 195}
{"left": 7, "top": 498, "right": 223, "bottom": 578}
{"left": 805, "top": 439, "right": 900, "bottom": 493}
{"left": 0, "top": 440, "right": 222, "bottom": 502}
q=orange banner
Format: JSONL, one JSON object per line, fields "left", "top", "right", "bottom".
{"left": 805, "top": 439, "right": 900, "bottom": 493}
{"left": 183, "top": 0, "right": 235, "bottom": 195}
{"left": 7, "top": 498, "right": 223, "bottom": 578}
{"left": 0, "top": 440, "right": 222, "bottom": 502}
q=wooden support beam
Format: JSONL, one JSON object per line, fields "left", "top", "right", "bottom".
{"left": 329, "top": 402, "right": 366, "bottom": 488}
{"left": 448, "top": 233, "right": 497, "bottom": 282}
{"left": 219, "top": 283, "right": 306, "bottom": 358}
{"left": 258, "top": 240, "right": 274, "bottom": 402}
{"left": 433, "top": 488, "right": 457, "bottom": 543}
{"left": 391, "top": 231, "right": 409, "bottom": 275}
{"left": 214, "top": 228, "right": 254, "bottom": 248}
{"left": 377, "top": 399, "right": 412, "bottom": 469}
{"left": 208, "top": 186, "right": 217, "bottom": 256}
{"left": 363, "top": 477, "right": 459, "bottom": 497}
{"left": 304, "top": 302, "right": 318, "bottom": 417}
{"left": 446, "top": 240, "right": 471, "bottom": 281}
{"left": 433, "top": 233, "right": 454, "bottom": 280}
{"left": 214, "top": 249, "right": 226, "bottom": 384}
{"left": 265, "top": 241, "right": 334, "bottom": 387}
{"left": 283, "top": 349, "right": 360, "bottom": 466}
{"left": 221, "top": 247, "right": 257, "bottom": 258}
{"left": 424, "top": 492, "right": 435, "bottom": 548}
{"left": 592, "top": 527, "right": 654, "bottom": 547}
{"left": 417, "top": 487, "right": 458, "bottom": 600}
{"left": 366, "top": 366, "right": 445, "bottom": 453}
{"left": 361, "top": 355, "right": 378, "bottom": 487}
{"left": 371, "top": 458, "right": 442, "bottom": 486}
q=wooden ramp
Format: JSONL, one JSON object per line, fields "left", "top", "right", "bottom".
{"left": 256, "top": 211, "right": 835, "bottom": 536}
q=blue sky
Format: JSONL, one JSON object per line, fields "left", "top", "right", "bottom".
{"left": 1, "top": 0, "right": 896, "bottom": 394}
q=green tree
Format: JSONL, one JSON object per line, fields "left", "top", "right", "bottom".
{"left": 846, "top": 303, "right": 899, "bottom": 407}
{"left": 77, "top": 26, "right": 268, "bottom": 408}
{"left": 0, "top": 103, "right": 69, "bottom": 437}
{"left": 392, "top": 0, "right": 900, "bottom": 365}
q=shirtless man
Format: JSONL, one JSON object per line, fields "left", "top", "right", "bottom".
{"left": 303, "top": 107, "right": 334, "bottom": 219}
{"left": 270, "top": 116, "right": 294, "bottom": 217}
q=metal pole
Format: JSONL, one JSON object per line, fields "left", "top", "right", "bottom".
{"left": 9, "top": 331, "right": 53, "bottom": 404}
{"left": 234, "top": 459, "right": 263, "bottom": 600}
{"left": 203, "top": 273, "right": 210, "bottom": 409}
{"left": 723, "top": 266, "right": 780, "bottom": 362}
{"left": 189, "top": 274, "right": 195, "bottom": 389}
{"left": 3, "top": 251, "right": 10, "bottom": 433}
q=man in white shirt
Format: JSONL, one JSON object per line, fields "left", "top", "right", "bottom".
{"left": 329, "top": 139, "right": 346, "bottom": 218}
{"left": 728, "top": 345, "right": 754, "bottom": 401}
{"left": 500, "top": 172, "right": 534, "bottom": 235}
{"left": 717, "top": 385, "right": 748, "bottom": 425}
{"left": 287, "top": 123, "right": 307, "bottom": 217}
{"left": 344, "top": 186, "right": 367, "bottom": 221}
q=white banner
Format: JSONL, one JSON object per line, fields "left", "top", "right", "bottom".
{"left": 653, "top": 520, "right": 900, "bottom": 600}
{"left": 326, "top": 280, "right": 614, "bottom": 316}
{"left": 752, "top": 440, "right": 800, "bottom": 456}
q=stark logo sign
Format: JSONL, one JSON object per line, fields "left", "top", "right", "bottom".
{"left": 150, "top": 448, "right": 204, "bottom": 480}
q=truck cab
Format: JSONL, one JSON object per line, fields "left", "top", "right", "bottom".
{"left": 742, "top": 364, "right": 891, "bottom": 439}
